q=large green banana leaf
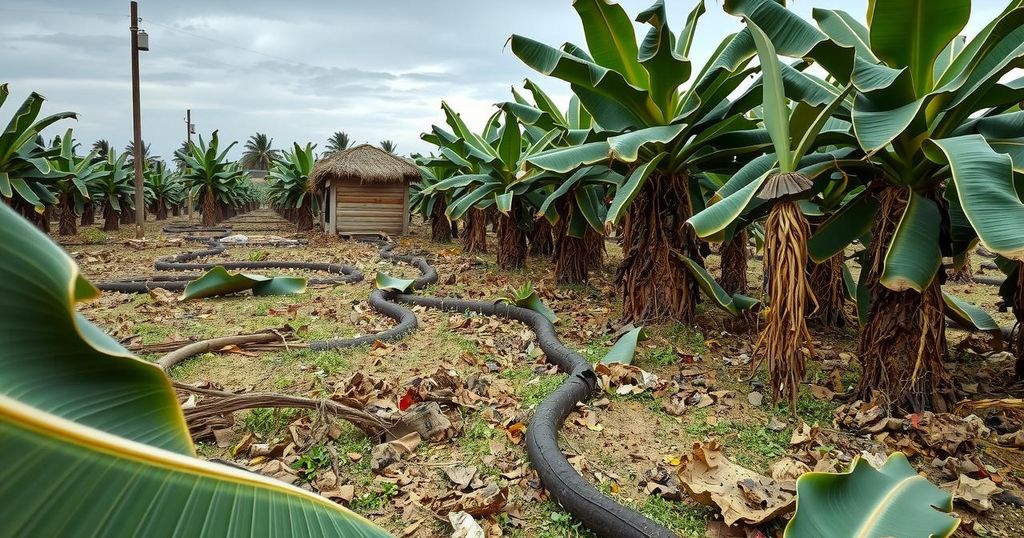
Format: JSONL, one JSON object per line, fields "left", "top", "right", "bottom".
{"left": 0, "top": 202, "right": 388, "bottom": 537}
{"left": 880, "top": 192, "right": 942, "bottom": 292}
{"left": 785, "top": 453, "right": 958, "bottom": 538}
{"left": 925, "top": 135, "right": 1024, "bottom": 261}
{"left": 943, "top": 292, "right": 1001, "bottom": 337}
{"left": 182, "top": 266, "right": 307, "bottom": 300}
{"left": 680, "top": 256, "right": 759, "bottom": 317}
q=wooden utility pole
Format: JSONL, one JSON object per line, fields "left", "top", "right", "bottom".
{"left": 130, "top": 0, "right": 145, "bottom": 238}
{"left": 186, "top": 109, "right": 194, "bottom": 222}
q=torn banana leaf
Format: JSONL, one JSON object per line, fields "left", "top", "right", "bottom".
{"left": 181, "top": 266, "right": 306, "bottom": 300}
{"left": 601, "top": 325, "right": 647, "bottom": 365}
{"left": 0, "top": 202, "right": 388, "bottom": 537}
{"left": 375, "top": 272, "right": 416, "bottom": 293}
{"left": 679, "top": 255, "right": 759, "bottom": 317}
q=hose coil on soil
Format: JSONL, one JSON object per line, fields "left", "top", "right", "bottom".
{"left": 90, "top": 216, "right": 676, "bottom": 537}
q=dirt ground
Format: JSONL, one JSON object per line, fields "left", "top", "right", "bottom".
{"left": 66, "top": 210, "right": 1024, "bottom": 537}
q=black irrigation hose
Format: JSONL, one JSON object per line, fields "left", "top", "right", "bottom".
{"left": 394, "top": 293, "right": 674, "bottom": 537}
{"left": 972, "top": 275, "right": 1006, "bottom": 286}
{"left": 91, "top": 214, "right": 679, "bottom": 536}
{"left": 93, "top": 219, "right": 362, "bottom": 293}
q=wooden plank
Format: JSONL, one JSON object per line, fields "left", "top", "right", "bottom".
{"left": 337, "top": 196, "right": 404, "bottom": 205}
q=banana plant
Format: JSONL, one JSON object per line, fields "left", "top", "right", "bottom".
{"left": 177, "top": 130, "right": 240, "bottom": 225}
{"left": 49, "top": 129, "right": 105, "bottom": 236}
{"left": 535, "top": 165, "right": 623, "bottom": 284}
{"left": 92, "top": 149, "right": 134, "bottom": 232}
{"left": 691, "top": 19, "right": 854, "bottom": 407}
{"left": 0, "top": 201, "right": 388, "bottom": 537}
{"left": 143, "top": 161, "right": 183, "bottom": 221}
{"left": 0, "top": 84, "right": 76, "bottom": 229}
{"left": 420, "top": 109, "right": 490, "bottom": 254}
{"left": 410, "top": 157, "right": 458, "bottom": 243}
{"left": 421, "top": 104, "right": 559, "bottom": 270}
{"left": 510, "top": 0, "right": 774, "bottom": 323}
{"left": 266, "top": 142, "right": 317, "bottom": 230}
{"left": 727, "top": 0, "right": 1024, "bottom": 412}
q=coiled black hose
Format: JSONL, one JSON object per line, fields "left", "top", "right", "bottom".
{"left": 92, "top": 217, "right": 680, "bottom": 537}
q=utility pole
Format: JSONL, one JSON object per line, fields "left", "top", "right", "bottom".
{"left": 185, "top": 109, "right": 194, "bottom": 222}
{"left": 129, "top": 0, "right": 147, "bottom": 239}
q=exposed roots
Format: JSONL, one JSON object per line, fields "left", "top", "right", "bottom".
{"left": 294, "top": 197, "right": 314, "bottom": 232}
{"left": 617, "top": 173, "right": 700, "bottom": 323}
{"left": 430, "top": 198, "right": 453, "bottom": 243}
{"left": 754, "top": 201, "right": 815, "bottom": 408}
{"left": 529, "top": 218, "right": 554, "bottom": 257}
{"left": 808, "top": 254, "right": 850, "bottom": 328}
{"left": 496, "top": 211, "right": 527, "bottom": 270}
{"left": 719, "top": 228, "right": 749, "bottom": 296}
{"left": 553, "top": 220, "right": 590, "bottom": 285}
{"left": 462, "top": 208, "right": 488, "bottom": 254}
{"left": 856, "top": 187, "right": 953, "bottom": 413}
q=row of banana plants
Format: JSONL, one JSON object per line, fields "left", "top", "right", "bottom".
{"left": 0, "top": 88, "right": 263, "bottom": 233}
{"left": 415, "top": 0, "right": 1024, "bottom": 412}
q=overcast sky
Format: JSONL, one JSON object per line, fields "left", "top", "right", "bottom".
{"left": 0, "top": 1, "right": 1005, "bottom": 162}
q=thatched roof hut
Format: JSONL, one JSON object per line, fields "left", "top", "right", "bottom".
{"left": 310, "top": 144, "right": 421, "bottom": 236}
{"left": 309, "top": 144, "right": 420, "bottom": 191}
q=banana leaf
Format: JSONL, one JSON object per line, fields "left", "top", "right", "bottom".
{"left": 0, "top": 202, "right": 388, "bottom": 537}
{"left": 181, "top": 266, "right": 307, "bottom": 300}
{"left": 680, "top": 256, "right": 759, "bottom": 317}
{"left": 375, "top": 272, "right": 416, "bottom": 293}
{"left": 601, "top": 326, "right": 646, "bottom": 366}
{"left": 786, "top": 453, "right": 958, "bottom": 538}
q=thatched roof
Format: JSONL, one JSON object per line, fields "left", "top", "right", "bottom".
{"left": 309, "top": 144, "right": 420, "bottom": 191}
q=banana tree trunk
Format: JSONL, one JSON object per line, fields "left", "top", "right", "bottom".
{"left": 295, "top": 198, "right": 314, "bottom": 232}
{"left": 202, "top": 188, "right": 218, "bottom": 226}
{"left": 81, "top": 202, "right": 95, "bottom": 226}
{"left": 719, "top": 228, "right": 749, "bottom": 296}
{"left": 102, "top": 203, "right": 119, "bottom": 232}
{"left": 119, "top": 208, "right": 133, "bottom": 225}
{"left": 430, "top": 199, "right": 452, "bottom": 243}
{"left": 496, "top": 207, "right": 527, "bottom": 270}
{"left": 529, "top": 218, "right": 554, "bottom": 256}
{"left": 58, "top": 194, "right": 78, "bottom": 236}
{"left": 462, "top": 208, "right": 487, "bottom": 254}
{"left": 856, "top": 187, "right": 953, "bottom": 412}
{"left": 171, "top": 204, "right": 180, "bottom": 217}
{"left": 808, "top": 254, "right": 850, "bottom": 328}
{"left": 155, "top": 200, "right": 168, "bottom": 221}
{"left": 617, "top": 173, "right": 701, "bottom": 323}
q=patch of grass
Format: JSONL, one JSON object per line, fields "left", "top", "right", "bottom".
{"left": 135, "top": 322, "right": 173, "bottom": 344}
{"left": 350, "top": 482, "right": 399, "bottom": 512}
{"left": 168, "top": 352, "right": 217, "bottom": 378}
{"left": 275, "top": 347, "right": 360, "bottom": 375}
{"left": 291, "top": 443, "right": 331, "bottom": 481}
{"left": 80, "top": 228, "right": 109, "bottom": 243}
{"left": 733, "top": 425, "right": 789, "bottom": 471}
{"left": 579, "top": 334, "right": 614, "bottom": 363}
{"left": 638, "top": 497, "right": 712, "bottom": 538}
{"left": 241, "top": 408, "right": 298, "bottom": 437}
{"left": 518, "top": 372, "right": 567, "bottom": 407}
{"left": 529, "top": 502, "right": 598, "bottom": 538}
{"left": 666, "top": 323, "right": 706, "bottom": 354}
{"left": 684, "top": 409, "right": 733, "bottom": 438}
{"left": 435, "top": 323, "right": 479, "bottom": 355}
{"left": 644, "top": 346, "right": 679, "bottom": 368}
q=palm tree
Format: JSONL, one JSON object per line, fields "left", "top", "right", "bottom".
{"left": 91, "top": 139, "right": 110, "bottom": 158}
{"left": 325, "top": 131, "right": 350, "bottom": 154}
{"left": 240, "top": 133, "right": 280, "bottom": 171}
{"left": 172, "top": 141, "right": 190, "bottom": 172}
{"left": 124, "top": 140, "right": 160, "bottom": 168}
{"left": 379, "top": 140, "right": 397, "bottom": 154}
